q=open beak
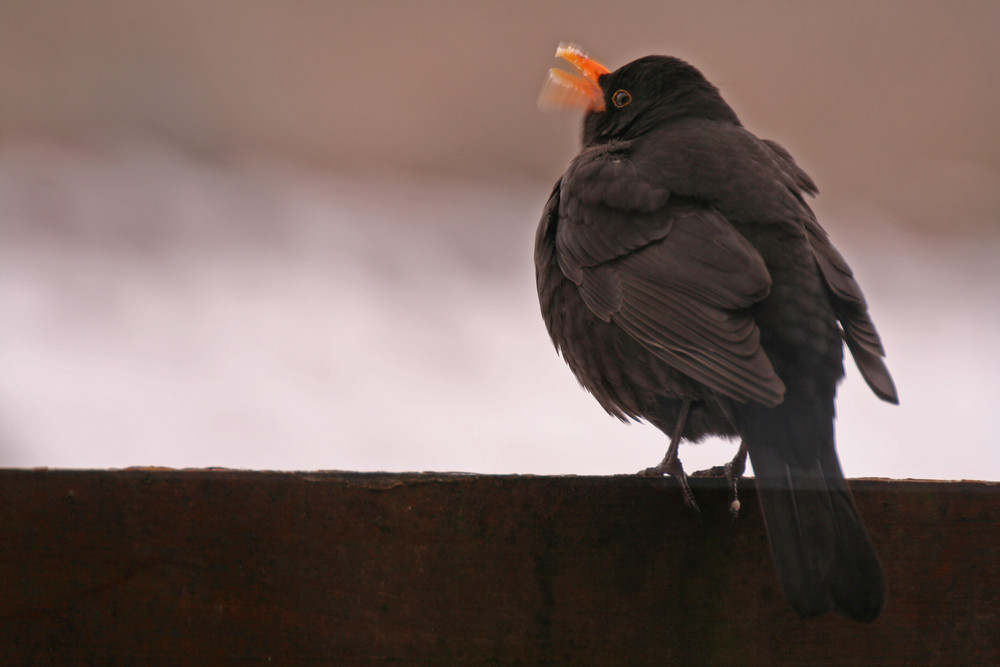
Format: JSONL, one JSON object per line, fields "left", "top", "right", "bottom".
{"left": 537, "top": 43, "right": 610, "bottom": 113}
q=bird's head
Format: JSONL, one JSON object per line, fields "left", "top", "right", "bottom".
{"left": 539, "top": 44, "right": 741, "bottom": 145}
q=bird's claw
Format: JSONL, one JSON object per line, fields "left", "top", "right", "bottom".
{"left": 638, "top": 462, "right": 700, "bottom": 514}
{"left": 724, "top": 460, "right": 744, "bottom": 520}
{"left": 680, "top": 481, "right": 701, "bottom": 515}
{"left": 689, "top": 459, "right": 743, "bottom": 518}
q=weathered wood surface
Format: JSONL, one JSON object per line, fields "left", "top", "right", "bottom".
{"left": 1, "top": 470, "right": 997, "bottom": 664}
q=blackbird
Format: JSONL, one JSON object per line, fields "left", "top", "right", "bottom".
{"left": 535, "top": 45, "right": 897, "bottom": 622}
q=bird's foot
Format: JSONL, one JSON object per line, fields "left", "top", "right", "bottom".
{"left": 724, "top": 460, "right": 742, "bottom": 520}
{"left": 638, "top": 459, "right": 700, "bottom": 514}
{"left": 689, "top": 463, "right": 741, "bottom": 519}
{"left": 690, "top": 442, "right": 747, "bottom": 519}
{"left": 638, "top": 399, "right": 699, "bottom": 512}
{"left": 724, "top": 441, "right": 748, "bottom": 520}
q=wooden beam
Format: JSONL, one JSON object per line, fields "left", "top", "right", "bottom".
{"left": 1, "top": 470, "right": 997, "bottom": 663}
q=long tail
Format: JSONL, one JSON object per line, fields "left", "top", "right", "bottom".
{"left": 739, "top": 396, "right": 885, "bottom": 622}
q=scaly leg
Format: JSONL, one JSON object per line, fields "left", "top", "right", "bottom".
{"left": 692, "top": 439, "right": 748, "bottom": 517}
{"left": 638, "top": 399, "right": 698, "bottom": 513}
{"left": 691, "top": 399, "right": 747, "bottom": 518}
{"left": 724, "top": 439, "right": 748, "bottom": 519}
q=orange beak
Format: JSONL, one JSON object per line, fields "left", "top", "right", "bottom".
{"left": 537, "top": 43, "right": 610, "bottom": 113}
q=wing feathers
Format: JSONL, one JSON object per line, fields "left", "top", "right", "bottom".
{"left": 553, "top": 135, "right": 894, "bottom": 409}
{"left": 569, "top": 206, "right": 786, "bottom": 406}
{"left": 803, "top": 216, "right": 898, "bottom": 404}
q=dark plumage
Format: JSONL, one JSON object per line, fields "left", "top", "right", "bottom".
{"left": 536, "top": 48, "right": 897, "bottom": 622}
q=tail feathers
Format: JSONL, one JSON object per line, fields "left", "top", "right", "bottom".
{"left": 752, "top": 458, "right": 884, "bottom": 621}
{"left": 746, "top": 408, "right": 885, "bottom": 622}
{"left": 844, "top": 331, "right": 898, "bottom": 405}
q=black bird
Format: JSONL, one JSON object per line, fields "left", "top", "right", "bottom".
{"left": 535, "top": 45, "right": 897, "bottom": 622}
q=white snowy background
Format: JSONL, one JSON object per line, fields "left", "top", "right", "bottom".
{"left": 2, "top": 2, "right": 998, "bottom": 479}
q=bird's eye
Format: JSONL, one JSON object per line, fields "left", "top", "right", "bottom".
{"left": 612, "top": 89, "right": 632, "bottom": 108}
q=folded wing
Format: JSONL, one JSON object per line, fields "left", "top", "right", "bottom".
{"left": 557, "top": 196, "right": 785, "bottom": 406}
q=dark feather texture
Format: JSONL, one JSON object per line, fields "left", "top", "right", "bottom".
{"left": 536, "top": 53, "right": 896, "bottom": 621}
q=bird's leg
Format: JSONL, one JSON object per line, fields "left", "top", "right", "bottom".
{"left": 690, "top": 399, "right": 746, "bottom": 518}
{"left": 638, "top": 399, "right": 698, "bottom": 513}
{"left": 690, "top": 439, "right": 747, "bottom": 518}
{"left": 724, "top": 438, "right": 748, "bottom": 519}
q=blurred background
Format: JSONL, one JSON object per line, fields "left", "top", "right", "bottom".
{"left": 1, "top": 1, "right": 998, "bottom": 479}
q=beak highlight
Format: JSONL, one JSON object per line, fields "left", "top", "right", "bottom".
{"left": 537, "top": 43, "right": 609, "bottom": 113}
